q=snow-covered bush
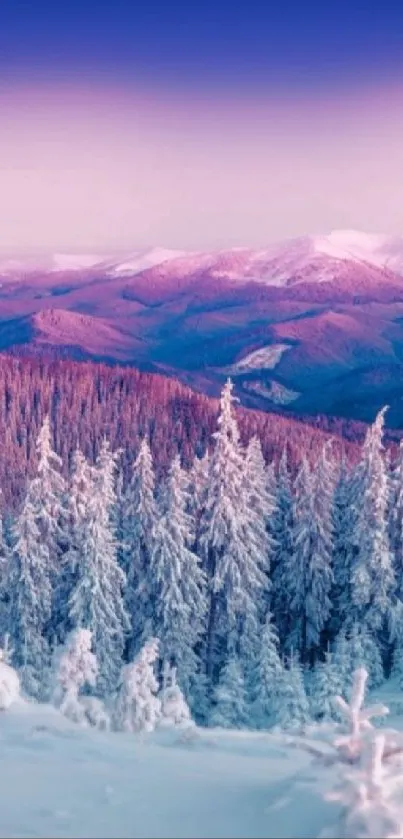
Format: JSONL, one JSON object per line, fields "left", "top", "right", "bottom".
{"left": 291, "top": 668, "right": 403, "bottom": 838}
{"left": 210, "top": 656, "right": 248, "bottom": 729}
{"left": 0, "top": 636, "right": 20, "bottom": 710}
{"left": 80, "top": 696, "right": 110, "bottom": 731}
{"left": 275, "top": 653, "right": 310, "bottom": 731}
{"left": 52, "top": 628, "right": 99, "bottom": 726}
{"left": 113, "top": 637, "right": 161, "bottom": 733}
{"left": 159, "top": 663, "right": 194, "bottom": 730}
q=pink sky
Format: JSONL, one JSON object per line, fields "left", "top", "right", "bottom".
{"left": 1, "top": 82, "right": 403, "bottom": 253}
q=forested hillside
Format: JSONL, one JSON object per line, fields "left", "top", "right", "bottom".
{"left": 0, "top": 355, "right": 366, "bottom": 507}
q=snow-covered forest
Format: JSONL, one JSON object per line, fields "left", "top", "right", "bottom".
{"left": 1, "top": 377, "right": 403, "bottom": 733}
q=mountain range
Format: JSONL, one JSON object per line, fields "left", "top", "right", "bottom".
{"left": 2, "top": 229, "right": 403, "bottom": 426}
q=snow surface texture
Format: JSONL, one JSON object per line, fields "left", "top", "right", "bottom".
{"left": 0, "top": 698, "right": 337, "bottom": 839}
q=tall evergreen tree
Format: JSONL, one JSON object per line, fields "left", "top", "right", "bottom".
{"left": 151, "top": 454, "right": 206, "bottom": 698}
{"left": 199, "top": 380, "right": 266, "bottom": 687}
{"left": 122, "top": 438, "right": 158, "bottom": 657}
{"left": 29, "top": 416, "right": 67, "bottom": 575}
{"left": 271, "top": 447, "right": 296, "bottom": 651}
{"left": 389, "top": 441, "right": 403, "bottom": 644}
{"left": 68, "top": 440, "right": 128, "bottom": 695}
{"left": 350, "top": 408, "right": 394, "bottom": 641}
{"left": 53, "top": 448, "right": 94, "bottom": 645}
{"left": 248, "top": 612, "right": 283, "bottom": 729}
{"left": 286, "top": 456, "right": 333, "bottom": 662}
{"left": 7, "top": 491, "right": 52, "bottom": 699}
{"left": 330, "top": 457, "right": 359, "bottom": 638}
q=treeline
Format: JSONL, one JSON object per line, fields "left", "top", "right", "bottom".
{"left": 1, "top": 379, "right": 403, "bottom": 731}
{"left": 0, "top": 354, "right": 364, "bottom": 509}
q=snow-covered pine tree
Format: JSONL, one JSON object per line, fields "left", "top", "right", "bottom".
{"left": 330, "top": 456, "right": 360, "bottom": 639}
{"left": 159, "top": 662, "right": 194, "bottom": 729}
{"left": 68, "top": 440, "right": 129, "bottom": 696}
{"left": 248, "top": 611, "right": 283, "bottom": 729}
{"left": 271, "top": 447, "right": 296, "bottom": 652}
{"left": 209, "top": 654, "right": 248, "bottom": 729}
{"left": 121, "top": 438, "right": 158, "bottom": 658}
{"left": 199, "top": 379, "right": 266, "bottom": 687}
{"left": 113, "top": 637, "right": 161, "bottom": 733}
{"left": 310, "top": 649, "right": 343, "bottom": 722}
{"left": 7, "top": 490, "right": 52, "bottom": 699}
{"left": 151, "top": 453, "right": 206, "bottom": 699}
{"left": 286, "top": 455, "right": 333, "bottom": 662}
{"left": 350, "top": 408, "right": 394, "bottom": 648}
{"left": 0, "top": 490, "right": 11, "bottom": 639}
{"left": 53, "top": 627, "right": 98, "bottom": 724}
{"left": 346, "top": 623, "right": 384, "bottom": 690}
{"left": 389, "top": 441, "right": 403, "bottom": 647}
{"left": 29, "top": 415, "right": 67, "bottom": 577}
{"left": 276, "top": 652, "right": 310, "bottom": 731}
{"left": 53, "top": 448, "right": 94, "bottom": 645}
{"left": 243, "top": 435, "right": 276, "bottom": 591}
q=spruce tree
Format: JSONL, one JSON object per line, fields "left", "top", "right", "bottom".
{"left": 7, "top": 491, "right": 52, "bottom": 699}
{"left": 199, "top": 379, "right": 266, "bottom": 686}
{"left": 151, "top": 454, "right": 206, "bottom": 698}
{"left": 286, "top": 456, "right": 333, "bottom": 662}
{"left": 248, "top": 612, "right": 283, "bottom": 729}
{"left": 122, "top": 438, "right": 157, "bottom": 657}
{"left": 209, "top": 655, "right": 248, "bottom": 729}
{"left": 276, "top": 652, "right": 310, "bottom": 730}
{"left": 68, "top": 440, "right": 128, "bottom": 695}
{"left": 351, "top": 408, "right": 394, "bottom": 639}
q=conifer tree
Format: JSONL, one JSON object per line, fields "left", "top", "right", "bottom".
{"left": 199, "top": 380, "right": 266, "bottom": 685}
{"left": 68, "top": 441, "right": 128, "bottom": 695}
{"left": 122, "top": 438, "right": 158, "bottom": 657}
{"left": 330, "top": 458, "right": 359, "bottom": 638}
{"left": 276, "top": 652, "right": 310, "bottom": 730}
{"left": 248, "top": 612, "right": 283, "bottom": 729}
{"left": 151, "top": 454, "right": 206, "bottom": 698}
{"left": 209, "top": 655, "right": 248, "bottom": 729}
{"left": 7, "top": 491, "right": 52, "bottom": 699}
{"left": 310, "top": 649, "right": 342, "bottom": 721}
{"left": 29, "top": 416, "right": 67, "bottom": 576}
{"left": 286, "top": 456, "right": 333, "bottom": 661}
{"left": 351, "top": 408, "right": 394, "bottom": 639}
{"left": 113, "top": 637, "right": 161, "bottom": 733}
{"left": 271, "top": 447, "right": 296, "bottom": 650}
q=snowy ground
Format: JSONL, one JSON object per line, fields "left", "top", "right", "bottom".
{"left": 0, "top": 700, "right": 344, "bottom": 839}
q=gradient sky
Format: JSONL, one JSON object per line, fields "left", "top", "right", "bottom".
{"left": 1, "top": 0, "right": 403, "bottom": 252}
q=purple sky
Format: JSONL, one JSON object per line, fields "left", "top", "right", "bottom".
{"left": 1, "top": 0, "right": 403, "bottom": 252}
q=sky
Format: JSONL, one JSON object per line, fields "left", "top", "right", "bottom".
{"left": 1, "top": 0, "right": 403, "bottom": 253}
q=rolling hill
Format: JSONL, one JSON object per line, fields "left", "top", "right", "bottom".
{"left": 1, "top": 231, "right": 403, "bottom": 425}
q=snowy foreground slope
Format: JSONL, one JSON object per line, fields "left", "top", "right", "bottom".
{"left": 0, "top": 700, "right": 338, "bottom": 839}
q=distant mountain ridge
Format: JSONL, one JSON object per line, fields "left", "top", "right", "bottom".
{"left": 1, "top": 230, "right": 403, "bottom": 426}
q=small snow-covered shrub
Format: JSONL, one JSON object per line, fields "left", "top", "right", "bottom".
{"left": 52, "top": 628, "right": 98, "bottom": 726}
{"left": 0, "top": 637, "right": 20, "bottom": 710}
{"left": 113, "top": 637, "right": 161, "bottom": 733}
{"left": 80, "top": 696, "right": 110, "bottom": 731}
{"left": 159, "top": 664, "right": 194, "bottom": 730}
